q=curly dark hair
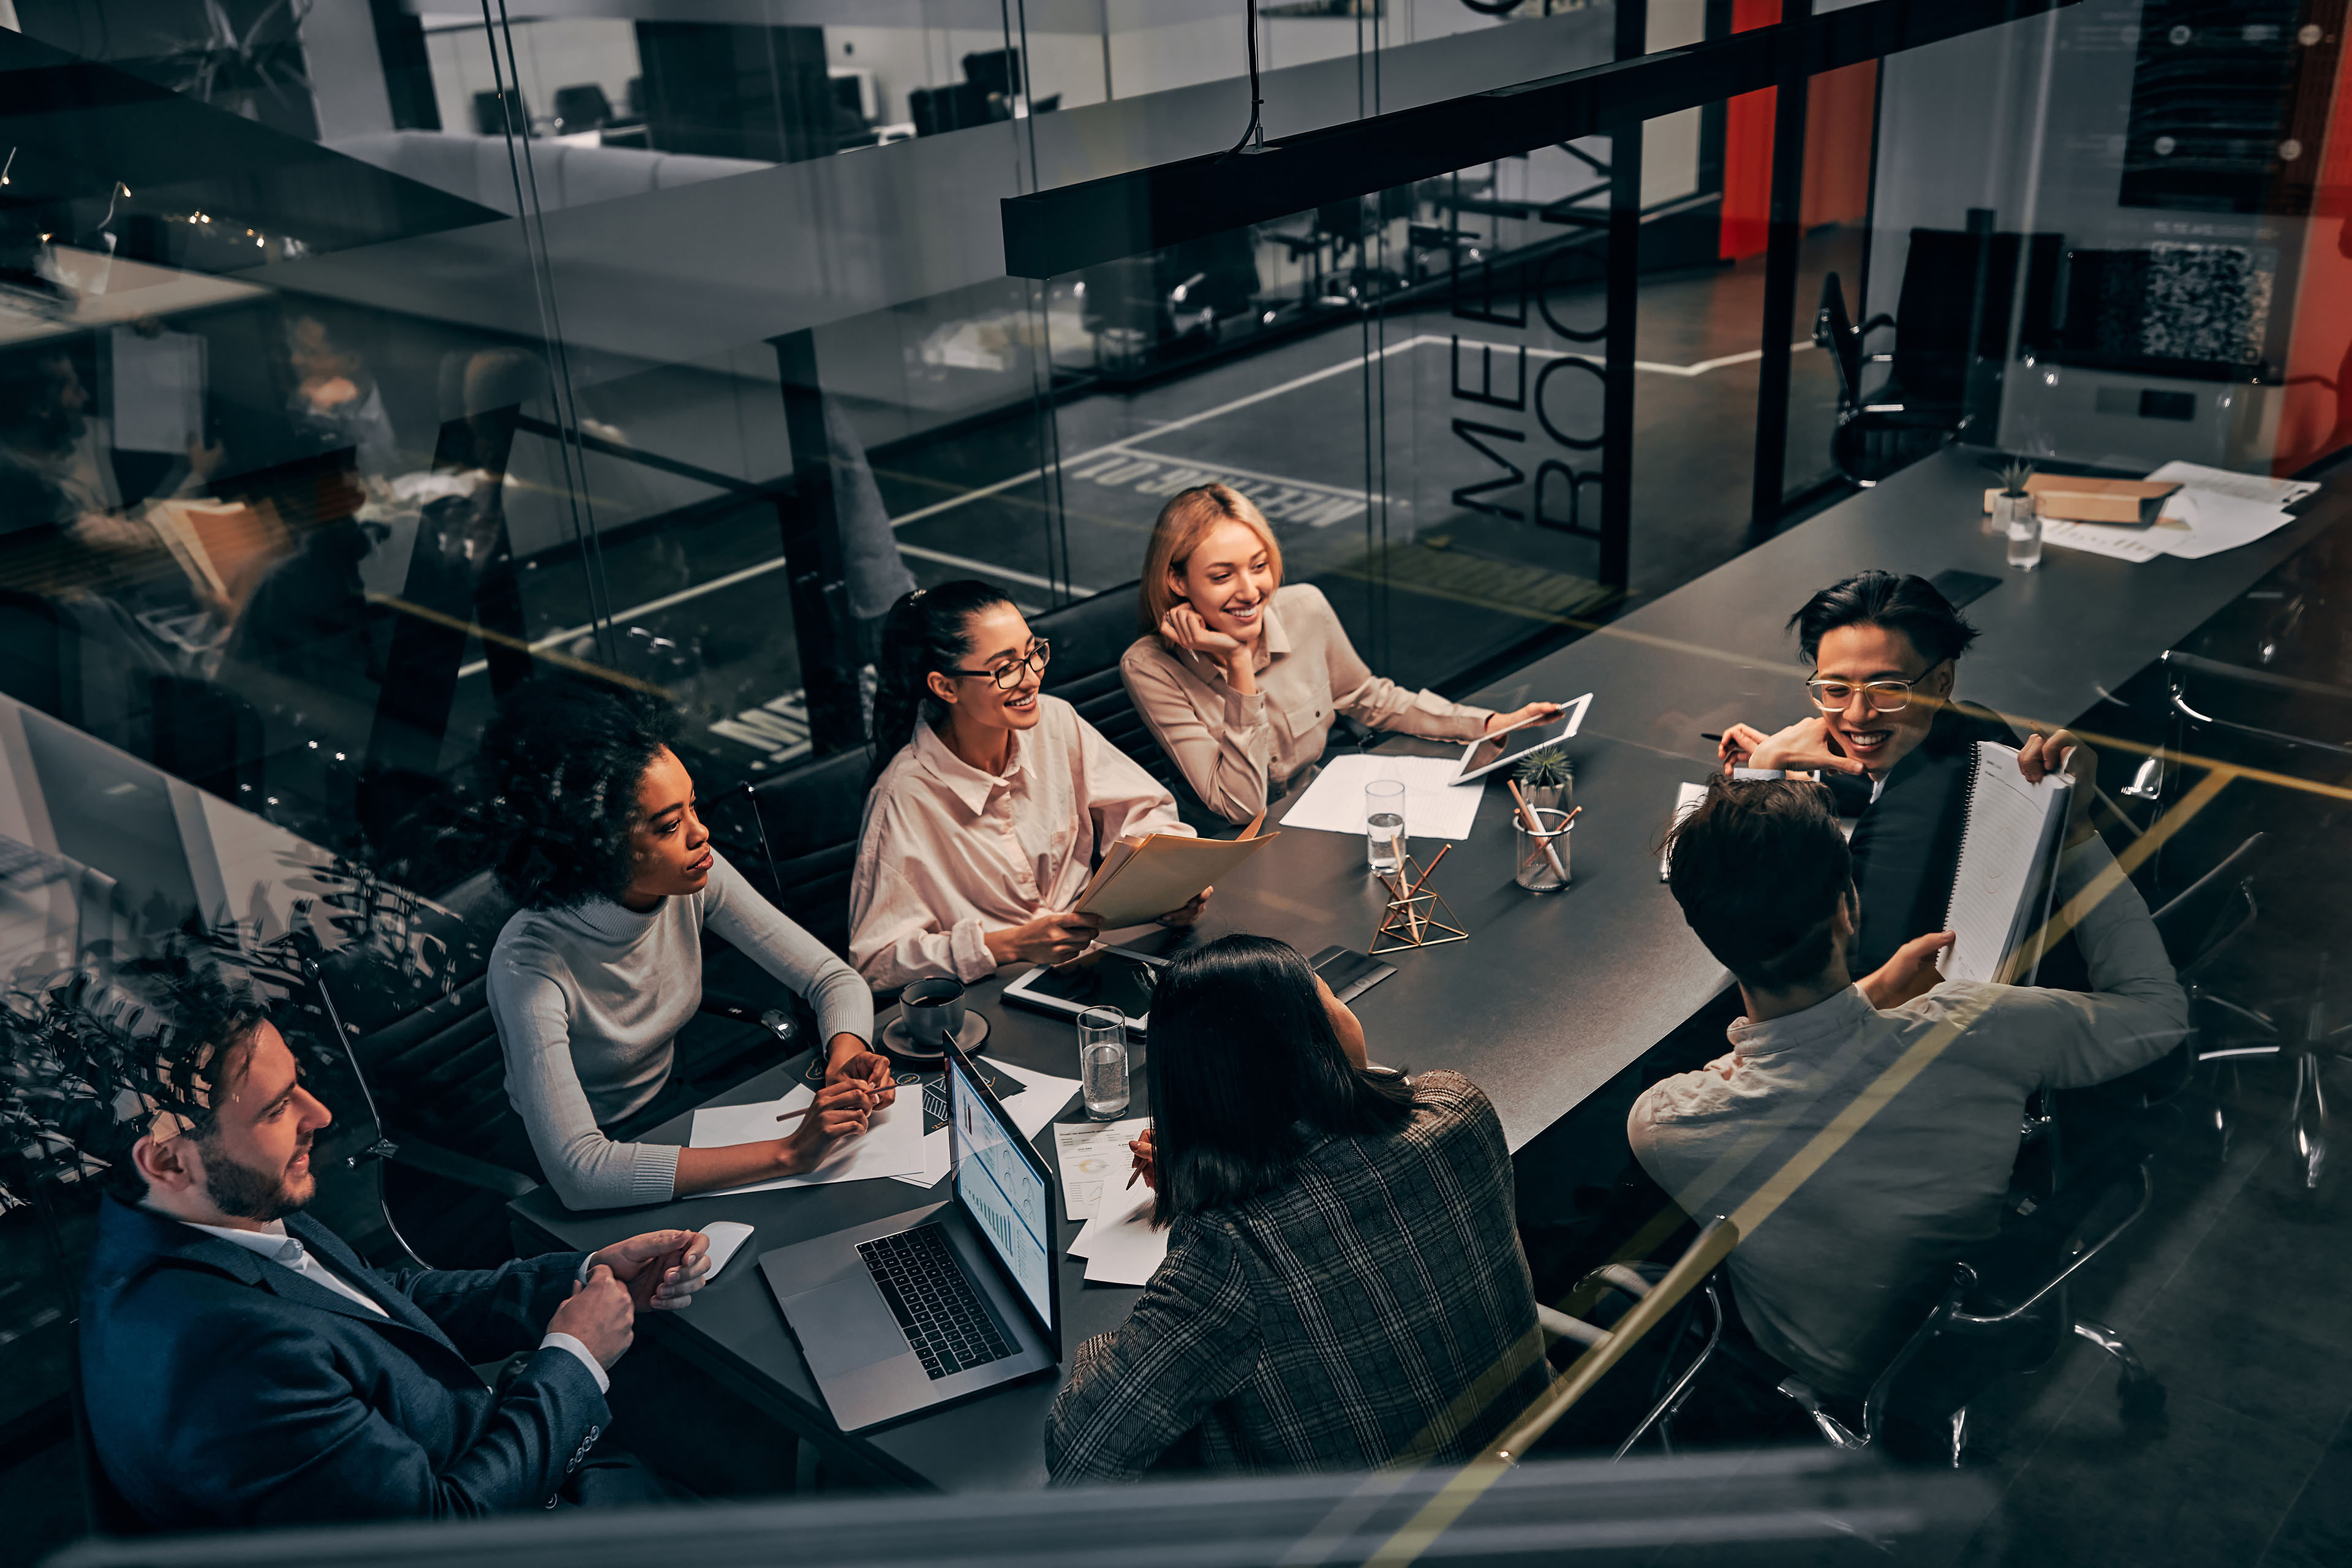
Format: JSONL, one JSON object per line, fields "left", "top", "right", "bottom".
{"left": 478, "top": 679, "right": 684, "bottom": 909}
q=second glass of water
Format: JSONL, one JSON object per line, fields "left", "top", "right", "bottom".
{"left": 1079, "top": 1005, "right": 1130, "bottom": 1119}
{"left": 1365, "top": 779, "right": 1408, "bottom": 873}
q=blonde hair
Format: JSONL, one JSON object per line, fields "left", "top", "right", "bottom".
{"left": 1138, "top": 484, "right": 1284, "bottom": 639}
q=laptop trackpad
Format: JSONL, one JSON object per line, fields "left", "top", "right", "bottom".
{"left": 786, "top": 1277, "right": 910, "bottom": 1377}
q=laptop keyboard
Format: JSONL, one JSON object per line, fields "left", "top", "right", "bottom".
{"left": 857, "top": 1223, "right": 1017, "bottom": 1381}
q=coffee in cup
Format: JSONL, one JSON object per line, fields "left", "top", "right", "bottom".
{"left": 900, "top": 977, "right": 968, "bottom": 1050}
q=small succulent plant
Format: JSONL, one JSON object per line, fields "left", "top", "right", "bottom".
{"left": 1515, "top": 745, "right": 1574, "bottom": 788}
{"left": 1999, "top": 458, "right": 2035, "bottom": 498}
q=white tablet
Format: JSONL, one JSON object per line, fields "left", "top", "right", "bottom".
{"left": 1450, "top": 692, "right": 1593, "bottom": 785}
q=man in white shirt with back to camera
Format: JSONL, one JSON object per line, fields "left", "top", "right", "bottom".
{"left": 1630, "top": 733, "right": 2185, "bottom": 1400}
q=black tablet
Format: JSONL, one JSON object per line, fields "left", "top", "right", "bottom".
{"left": 1000, "top": 946, "right": 1167, "bottom": 1033}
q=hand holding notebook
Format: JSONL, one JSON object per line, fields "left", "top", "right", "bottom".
{"left": 1935, "top": 734, "right": 2088, "bottom": 986}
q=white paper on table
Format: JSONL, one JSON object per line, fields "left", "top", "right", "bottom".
{"left": 2160, "top": 489, "right": 2300, "bottom": 561}
{"left": 2040, "top": 516, "right": 2179, "bottom": 563}
{"left": 1069, "top": 1182, "right": 1172, "bottom": 1285}
{"left": 1280, "top": 753, "right": 1486, "bottom": 842}
{"left": 688, "top": 1082, "right": 924, "bottom": 1194}
{"left": 2146, "top": 460, "right": 2320, "bottom": 509}
{"left": 1052, "top": 1117, "right": 1152, "bottom": 1221}
{"left": 888, "top": 1057, "right": 1083, "bottom": 1189}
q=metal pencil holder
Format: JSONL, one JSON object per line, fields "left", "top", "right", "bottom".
{"left": 1370, "top": 854, "right": 1468, "bottom": 954}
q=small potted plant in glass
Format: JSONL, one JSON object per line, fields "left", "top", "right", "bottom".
{"left": 1514, "top": 745, "right": 1574, "bottom": 816}
{"left": 1988, "top": 458, "right": 2035, "bottom": 540}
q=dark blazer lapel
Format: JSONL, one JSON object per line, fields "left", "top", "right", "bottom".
{"left": 284, "top": 1213, "right": 455, "bottom": 1348}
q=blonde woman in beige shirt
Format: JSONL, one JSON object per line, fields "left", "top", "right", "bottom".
{"left": 850, "top": 580, "right": 1208, "bottom": 990}
{"left": 1118, "top": 485, "right": 1562, "bottom": 826}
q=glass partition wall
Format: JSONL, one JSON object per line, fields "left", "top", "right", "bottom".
{"left": 13, "top": 0, "right": 2352, "bottom": 1558}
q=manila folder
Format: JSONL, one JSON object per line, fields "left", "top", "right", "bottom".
{"left": 1072, "top": 831, "right": 1277, "bottom": 930}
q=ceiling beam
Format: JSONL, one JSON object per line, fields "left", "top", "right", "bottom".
{"left": 1001, "top": 0, "right": 2079, "bottom": 279}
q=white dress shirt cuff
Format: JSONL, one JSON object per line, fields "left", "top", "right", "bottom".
{"left": 539, "top": 1332, "right": 611, "bottom": 1394}
{"left": 949, "top": 916, "right": 998, "bottom": 981}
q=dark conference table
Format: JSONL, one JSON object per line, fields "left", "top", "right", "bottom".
{"left": 511, "top": 445, "right": 2348, "bottom": 1490}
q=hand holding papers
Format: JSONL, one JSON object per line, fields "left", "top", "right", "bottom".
{"left": 1072, "top": 829, "right": 1276, "bottom": 930}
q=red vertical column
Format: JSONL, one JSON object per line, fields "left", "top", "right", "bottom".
{"left": 1719, "top": 0, "right": 1782, "bottom": 262}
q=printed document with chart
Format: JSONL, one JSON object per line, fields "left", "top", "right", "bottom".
{"left": 1936, "top": 743, "right": 2073, "bottom": 986}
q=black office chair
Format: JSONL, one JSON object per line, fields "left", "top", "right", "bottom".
{"left": 707, "top": 745, "right": 871, "bottom": 963}
{"left": 910, "top": 82, "right": 990, "bottom": 137}
{"left": 551, "top": 83, "right": 614, "bottom": 134}
{"left": 1702, "top": 1153, "right": 2162, "bottom": 1466}
{"left": 1814, "top": 230, "right": 2065, "bottom": 486}
{"left": 472, "top": 88, "right": 529, "bottom": 138}
{"left": 1814, "top": 272, "right": 1959, "bottom": 487}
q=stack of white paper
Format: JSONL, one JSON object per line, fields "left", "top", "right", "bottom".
{"left": 2040, "top": 461, "right": 2309, "bottom": 565}
{"left": 1280, "top": 753, "right": 1487, "bottom": 842}
{"left": 1068, "top": 1182, "right": 1171, "bottom": 1286}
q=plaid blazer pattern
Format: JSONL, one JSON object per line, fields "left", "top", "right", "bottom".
{"left": 1046, "top": 1070, "right": 1550, "bottom": 1483}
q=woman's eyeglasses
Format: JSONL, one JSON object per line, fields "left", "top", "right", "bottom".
{"left": 1804, "top": 665, "right": 1939, "bottom": 714}
{"left": 949, "top": 639, "right": 1052, "bottom": 689}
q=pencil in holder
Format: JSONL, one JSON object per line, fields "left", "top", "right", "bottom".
{"left": 1513, "top": 809, "right": 1573, "bottom": 893}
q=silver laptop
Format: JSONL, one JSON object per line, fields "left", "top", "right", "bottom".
{"left": 760, "top": 1043, "right": 1060, "bottom": 1432}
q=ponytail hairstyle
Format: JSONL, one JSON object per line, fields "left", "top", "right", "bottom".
{"left": 867, "top": 580, "right": 1015, "bottom": 787}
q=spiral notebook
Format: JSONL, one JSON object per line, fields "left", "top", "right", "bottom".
{"left": 1937, "top": 742, "right": 2073, "bottom": 986}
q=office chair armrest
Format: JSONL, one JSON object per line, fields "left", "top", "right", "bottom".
{"left": 383, "top": 1137, "right": 538, "bottom": 1200}
{"left": 1537, "top": 1303, "right": 1610, "bottom": 1350}
{"left": 698, "top": 998, "right": 799, "bottom": 1049}
{"left": 1952, "top": 1160, "right": 2153, "bottom": 1329}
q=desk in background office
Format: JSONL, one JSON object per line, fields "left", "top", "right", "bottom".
{"left": 514, "top": 445, "right": 2352, "bottom": 1491}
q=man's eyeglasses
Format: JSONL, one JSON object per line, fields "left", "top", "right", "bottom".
{"left": 949, "top": 639, "right": 1052, "bottom": 689}
{"left": 1805, "top": 665, "right": 1940, "bottom": 714}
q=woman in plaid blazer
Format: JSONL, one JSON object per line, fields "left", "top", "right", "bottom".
{"left": 1046, "top": 935, "right": 1551, "bottom": 1482}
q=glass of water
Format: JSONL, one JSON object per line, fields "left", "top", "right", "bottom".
{"left": 2006, "top": 495, "right": 2043, "bottom": 571}
{"left": 1079, "top": 1005, "right": 1129, "bottom": 1119}
{"left": 1365, "top": 779, "right": 1407, "bottom": 874}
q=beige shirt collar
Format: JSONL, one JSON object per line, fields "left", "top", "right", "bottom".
{"left": 910, "top": 716, "right": 1027, "bottom": 816}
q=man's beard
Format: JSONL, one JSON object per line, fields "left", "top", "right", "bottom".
{"left": 198, "top": 1136, "right": 315, "bottom": 1223}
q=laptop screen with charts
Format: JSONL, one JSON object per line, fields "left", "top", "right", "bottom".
{"left": 948, "top": 1044, "right": 1057, "bottom": 1339}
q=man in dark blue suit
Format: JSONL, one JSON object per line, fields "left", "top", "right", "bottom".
{"left": 80, "top": 989, "right": 712, "bottom": 1529}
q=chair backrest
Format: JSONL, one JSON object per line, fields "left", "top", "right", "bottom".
{"left": 734, "top": 744, "right": 874, "bottom": 957}
{"left": 337, "top": 968, "right": 541, "bottom": 1178}
{"left": 551, "top": 83, "right": 612, "bottom": 130}
{"left": 2150, "top": 833, "right": 2265, "bottom": 982}
{"left": 1814, "top": 272, "right": 1863, "bottom": 405}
